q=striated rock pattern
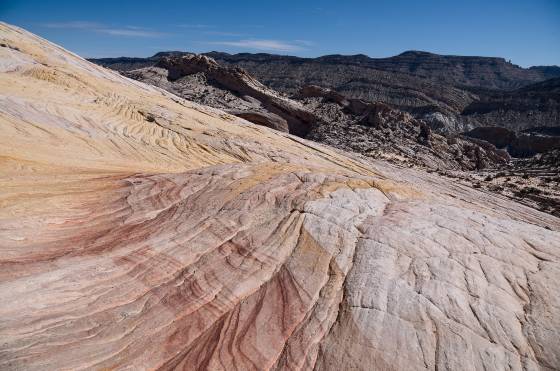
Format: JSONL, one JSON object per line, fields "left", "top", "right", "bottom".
{"left": 91, "top": 51, "right": 560, "bottom": 137}
{"left": 124, "top": 66, "right": 289, "bottom": 132}
{"left": 459, "top": 78, "right": 560, "bottom": 133}
{"left": 92, "top": 51, "right": 479, "bottom": 117}
{"left": 151, "top": 54, "right": 321, "bottom": 136}
{"left": 210, "top": 54, "right": 559, "bottom": 136}
{"left": 93, "top": 50, "right": 560, "bottom": 91}
{"left": 2, "top": 22, "right": 560, "bottom": 371}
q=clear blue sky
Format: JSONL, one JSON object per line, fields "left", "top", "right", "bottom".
{"left": 2, "top": 0, "right": 559, "bottom": 67}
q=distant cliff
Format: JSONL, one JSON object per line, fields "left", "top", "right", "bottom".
{"left": 460, "top": 77, "right": 560, "bottom": 131}
{"left": 206, "top": 50, "right": 560, "bottom": 90}
{"left": 91, "top": 51, "right": 560, "bottom": 134}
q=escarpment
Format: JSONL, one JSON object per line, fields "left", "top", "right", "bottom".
{"left": 124, "top": 54, "right": 322, "bottom": 136}
{"left": 93, "top": 51, "right": 560, "bottom": 137}
{"left": 120, "top": 57, "right": 512, "bottom": 171}
{"left": 1, "top": 23, "right": 560, "bottom": 371}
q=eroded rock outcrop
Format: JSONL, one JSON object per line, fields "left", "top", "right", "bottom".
{"left": 465, "top": 126, "right": 560, "bottom": 157}
{"left": 124, "top": 54, "right": 322, "bottom": 136}
{"left": 123, "top": 62, "right": 510, "bottom": 171}
{"left": 301, "top": 86, "right": 510, "bottom": 170}
{"left": 1, "top": 23, "right": 560, "bottom": 371}
{"left": 460, "top": 78, "right": 560, "bottom": 133}
{"left": 92, "top": 51, "right": 560, "bottom": 137}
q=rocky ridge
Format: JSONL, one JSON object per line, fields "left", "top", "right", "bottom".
{"left": 458, "top": 78, "right": 560, "bottom": 135}
{"left": 156, "top": 54, "right": 321, "bottom": 136}
{"left": 124, "top": 57, "right": 511, "bottom": 171}
{"left": 465, "top": 126, "right": 560, "bottom": 157}
{"left": 2, "top": 23, "right": 560, "bottom": 371}
{"left": 207, "top": 50, "right": 560, "bottom": 90}
{"left": 299, "top": 85, "right": 510, "bottom": 170}
{"left": 92, "top": 51, "right": 560, "bottom": 136}
{"left": 124, "top": 54, "right": 322, "bottom": 136}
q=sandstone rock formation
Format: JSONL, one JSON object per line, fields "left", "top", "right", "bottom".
{"left": 91, "top": 51, "right": 560, "bottom": 138}
{"left": 2, "top": 23, "right": 560, "bottom": 371}
{"left": 94, "top": 50, "right": 560, "bottom": 91}
{"left": 91, "top": 52, "right": 481, "bottom": 119}
{"left": 125, "top": 54, "right": 322, "bottom": 136}
{"left": 120, "top": 57, "right": 512, "bottom": 172}
{"left": 202, "top": 54, "right": 560, "bottom": 136}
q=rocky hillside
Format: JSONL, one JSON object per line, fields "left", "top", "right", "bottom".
{"left": 123, "top": 56, "right": 509, "bottom": 171}
{"left": 93, "top": 50, "right": 560, "bottom": 91}
{"left": 460, "top": 78, "right": 560, "bottom": 132}
{"left": 93, "top": 52, "right": 480, "bottom": 116}
{"left": 489, "top": 150, "right": 560, "bottom": 217}
{"left": 207, "top": 50, "right": 560, "bottom": 90}
{"left": 465, "top": 125, "right": 560, "bottom": 157}
{"left": 208, "top": 53, "right": 560, "bottom": 135}
{"left": 92, "top": 51, "right": 560, "bottom": 136}
{"left": 207, "top": 52, "right": 479, "bottom": 116}
{"left": 299, "top": 85, "right": 510, "bottom": 170}
{"left": 2, "top": 23, "right": 560, "bottom": 371}
{"left": 125, "top": 54, "right": 321, "bottom": 136}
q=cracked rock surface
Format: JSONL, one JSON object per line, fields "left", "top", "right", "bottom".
{"left": 1, "top": 23, "right": 560, "bottom": 371}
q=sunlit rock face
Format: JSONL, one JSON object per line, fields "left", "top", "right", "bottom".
{"left": 1, "top": 22, "right": 559, "bottom": 371}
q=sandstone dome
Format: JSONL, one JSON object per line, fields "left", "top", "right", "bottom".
{"left": 0, "top": 23, "right": 559, "bottom": 370}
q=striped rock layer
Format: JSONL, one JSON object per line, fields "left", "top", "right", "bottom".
{"left": 0, "top": 23, "right": 559, "bottom": 370}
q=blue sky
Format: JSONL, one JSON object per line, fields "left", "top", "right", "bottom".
{"left": 1, "top": 0, "right": 559, "bottom": 66}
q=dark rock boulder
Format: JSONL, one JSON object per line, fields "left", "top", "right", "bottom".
{"left": 464, "top": 127, "right": 517, "bottom": 148}
{"left": 226, "top": 110, "right": 289, "bottom": 132}
{"left": 464, "top": 125, "right": 560, "bottom": 157}
{"left": 122, "top": 55, "right": 324, "bottom": 136}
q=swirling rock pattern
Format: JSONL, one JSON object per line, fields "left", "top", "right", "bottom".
{"left": 1, "top": 23, "right": 559, "bottom": 370}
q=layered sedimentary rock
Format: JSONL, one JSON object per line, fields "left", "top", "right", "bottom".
{"left": 120, "top": 57, "right": 511, "bottom": 171}
{"left": 92, "top": 51, "right": 479, "bottom": 117}
{"left": 125, "top": 54, "right": 321, "bottom": 136}
{"left": 1, "top": 22, "right": 560, "bottom": 371}
{"left": 93, "top": 51, "right": 560, "bottom": 91}
{"left": 92, "top": 51, "right": 560, "bottom": 137}
{"left": 459, "top": 78, "right": 560, "bottom": 134}
{"left": 300, "top": 86, "right": 510, "bottom": 170}
{"left": 465, "top": 126, "right": 560, "bottom": 157}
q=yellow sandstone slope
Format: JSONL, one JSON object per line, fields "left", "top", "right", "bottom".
{"left": 1, "top": 23, "right": 559, "bottom": 370}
